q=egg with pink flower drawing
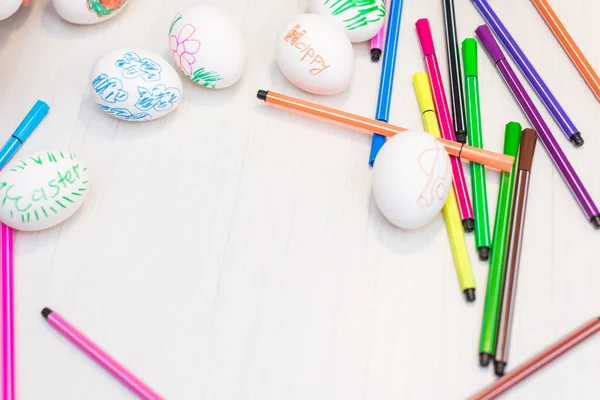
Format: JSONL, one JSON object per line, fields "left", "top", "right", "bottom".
{"left": 168, "top": 4, "right": 245, "bottom": 89}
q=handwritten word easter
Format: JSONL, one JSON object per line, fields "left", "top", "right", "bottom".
{"left": 115, "top": 52, "right": 162, "bottom": 82}
{"left": 98, "top": 104, "right": 151, "bottom": 121}
{"left": 135, "top": 85, "right": 181, "bottom": 112}
{"left": 324, "top": 0, "right": 386, "bottom": 31}
{"left": 92, "top": 74, "right": 128, "bottom": 103}
{"left": 283, "top": 25, "right": 330, "bottom": 75}
{"left": 0, "top": 153, "right": 88, "bottom": 223}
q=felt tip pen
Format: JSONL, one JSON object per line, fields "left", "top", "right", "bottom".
{"left": 470, "top": 0, "right": 583, "bottom": 147}
{"left": 462, "top": 38, "right": 491, "bottom": 261}
{"left": 369, "top": 0, "right": 390, "bottom": 61}
{"left": 413, "top": 72, "right": 476, "bottom": 302}
{"left": 495, "top": 129, "right": 538, "bottom": 376}
{"left": 41, "top": 308, "right": 164, "bottom": 400}
{"left": 256, "top": 89, "right": 515, "bottom": 172}
{"left": 442, "top": 0, "right": 468, "bottom": 144}
{"left": 369, "top": 0, "right": 404, "bottom": 166}
{"left": 416, "top": 18, "right": 475, "bottom": 232}
{"left": 0, "top": 100, "right": 49, "bottom": 166}
{"left": 476, "top": 24, "right": 600, "bottom": 229}
{"left": 478, "top": 122, "right": 521, "bottom": 367}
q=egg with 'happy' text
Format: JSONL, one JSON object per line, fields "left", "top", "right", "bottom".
{"left": 90, "top": 48, "right": 183, "bottom": 122}
{"left": 169, "top": 4, "right": 245, "bottom": 89}
{"left": 276, "top": 13, "right": 354, "bottom": 95}
{"left": 372, "top": 132, "right": 452, "bottom": 230}
{"left": 0, "top": 150, "right": 91, "bottom": 232}
{"left": 52, "top": 0, "right": 130, "bottom": 24}
{"left": 307, "top": 0, "right": 386, "bottom": 43}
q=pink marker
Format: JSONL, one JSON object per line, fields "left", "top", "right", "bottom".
{"left": 2, "top": 224, "right": 15, "bottom": 400}
{"left": 370, "top": 0, "right": 390, "bottom": 61}
{"left": 416, "top": 18, "right": 475, "bottom": 232}
{"left": 42, "top": 308, "right": 164, "bottom": 400}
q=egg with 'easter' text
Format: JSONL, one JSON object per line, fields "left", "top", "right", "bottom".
{"left": 169, "top": 4, "right": 245, "bottom": 89}
{"left": 0, "top": 150, "right": 91, "bottom": 232}
{"left": 372, "top": 132, "right": 452, "bottom": 230}
{"left": 308, "top": 0, "right": 386, "bottom": 43}
{"left": 90, "top": 48, "right": 183, "bottom": 122}
{"left": 53, "top": 0, "right": 130, "bottom": 25}
{"left": 276, "top": 13, "right": 354, "bottom": 95}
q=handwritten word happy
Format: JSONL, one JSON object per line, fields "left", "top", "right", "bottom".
{"left": 284, "top": 24, "right": 331, "bottom": 76}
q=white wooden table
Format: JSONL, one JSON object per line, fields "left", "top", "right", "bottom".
{"left": 1, "top": 0, "right": 599, "bottom": 399}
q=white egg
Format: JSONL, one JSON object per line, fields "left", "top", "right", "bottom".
{"left": 0, "top": 150, "right": 91, "bottom": 232}
{"left": 307, "top": 0, "right": 386, "bottom": 43}
{"left": 169, "top": 4, "right": 245, "bottom": 89}
{"left": 276, "top": 14, "right": 354, "bottom": 95}
{"left": 90, "top": 48, "right": 183, "bottom": 122}
{"left": 0, "top": 0, "right": 21, "bottom": 21}
{"left": 52, "top": 0, "right": 130, "bottom": 25}
{"left": 372, "top": 132, "right": 452, "bottom": 230}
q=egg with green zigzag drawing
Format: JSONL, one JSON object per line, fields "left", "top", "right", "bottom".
{"left": 308, "top": 0, "right": 386, "bottom": 43}
{"left": 0, "top": 150, "right": 91, "bottom": 232}
{"left": 169, "top": 4, "right": 245, "bottom": 89}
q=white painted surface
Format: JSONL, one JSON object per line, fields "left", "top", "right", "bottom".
{"left": 0, "top": 1, "right": 599, "bottom": 399}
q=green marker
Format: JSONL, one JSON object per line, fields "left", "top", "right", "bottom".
{"left": 462, "top": 38, "right": 492, "bottom": 261}
{"left": 478, "top": 122, "right": 522, "bottom": 367}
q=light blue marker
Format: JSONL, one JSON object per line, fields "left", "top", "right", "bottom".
{"left": 369, "top": 0, "right": 405, "bottom": 167}
{"left": 0, "top": 100, "right": 50, "bottom": 168}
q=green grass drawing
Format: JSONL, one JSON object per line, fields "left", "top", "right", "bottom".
{"left": 169, "top": 15, "right": 183, "bottom": 35}
{"left": 189, "top": 68, "right": 223, "bottom": 89}
{"left": 324, "top": 0, "right": 386, "bottom": 30}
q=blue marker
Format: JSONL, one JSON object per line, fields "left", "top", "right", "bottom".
{"left": 368, "top": 0, "right": 405, "bottom": 167}
{"left": 0, "top": 100, "right": 49, "bottom": 168}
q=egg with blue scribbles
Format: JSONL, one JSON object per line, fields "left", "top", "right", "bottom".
{"left": 372, "top": 131, "right": 452, "bottom": 230}
{"left": 0, "top": 150, "right": 91, "bottom": 232}
{"left": 90, "top": 48, "right": 183, "bottom": 122}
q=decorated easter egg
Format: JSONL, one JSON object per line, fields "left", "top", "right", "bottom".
{"left": 0, "top": 150, "right": 91, "bottom": 232}
{"left": 90, "top": 48, "right": 183, "bottom": 121}
{"left": 52, "top": 0, "right": 129, "bottom": 25}
{"left": 0, "top": 0, "right": 21, "bottom": 21}
{"left": 307, "top": 0, "right": 386, "bottom": 43}
{"left": 169, "top": 4, "right": 245, "bottom": 89}
{"left": 275, "top": 14, "right": 354, "bottom": 95}
{"left": 372, "top": 132, "right": 452, "bottom": 230}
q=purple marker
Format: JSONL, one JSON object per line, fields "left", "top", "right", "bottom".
{"left": 370, "top": 0, "right": 389, "bottom": 62}
{"left": 471, "top": 0, "right": 583, "bottom": 147}
{"left": 476, "top": 24, "right": 600, "bottom": 229}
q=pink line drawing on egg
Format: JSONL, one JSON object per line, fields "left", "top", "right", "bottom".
{"left": 417, "top": 146, "right": 450, "bottom": 208}
{"left": 169, "top": 24, "right": 201, "bottom": 76}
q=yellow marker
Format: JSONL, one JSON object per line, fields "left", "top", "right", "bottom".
{"left": 413, "top": 72, "right": 476, "bottom": 302}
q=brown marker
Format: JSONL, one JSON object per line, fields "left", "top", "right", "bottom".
{"left": 494, "top": 129, "right": 538, "bottom": 376}
{"left": 471, "top": 317, "right": 600, "bottom": 400}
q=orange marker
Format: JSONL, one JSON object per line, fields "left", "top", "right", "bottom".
{"left": 531, "top": 0, "right": 600, "bottom": 101}
{"left": 257, "top": 89, "right": 514, "bottom": 172}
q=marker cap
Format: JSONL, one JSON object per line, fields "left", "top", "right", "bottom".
{"left": 412, "top": 72, "right": 435, "bottom": 114}
{"left": 475, "top": 24, "right": 506, "bottom": 64}
{"left": 416, "top": 19, "right": 436, "bottom": 57}
{"left": 504, "top": 122, "right": 522, "bottom": 159}
{"left": 462, "top": 38, "right": 478, "bottom": 77}
{"left": 13, "top": 100, "right": 50, "bottom": 142}
{"left": 518, "top": 129, "right": 537, "bottom": 171}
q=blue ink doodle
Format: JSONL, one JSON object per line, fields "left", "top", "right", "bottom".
{"left": 135, "top": 85, "right": 181, "bottom": 112}
{"left": 115, "top": 52, "right": 162, "bottom": 82}
{"left": 97, "top": 104, "right": 152, "bottom": 121}
{"left": 92, "top": 74, "right": 128, "bottom": 104}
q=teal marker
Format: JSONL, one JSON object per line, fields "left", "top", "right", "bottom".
{"left": 462, "top": 38, "right": 491, "bottom": 261}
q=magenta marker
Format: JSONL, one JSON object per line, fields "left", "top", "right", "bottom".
{"left": 476, "top": 24, "right": 600, "bottom": 228}
{"left": 42, "top": 308, "right": 165, "bottom": 400}
{"left": 370, "top": 0, "right": 390, "bottom": 61}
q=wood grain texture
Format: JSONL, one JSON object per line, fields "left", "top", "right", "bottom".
{"left": 0, "top": 0, "right": 599, "bottom": 399}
